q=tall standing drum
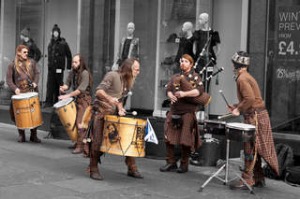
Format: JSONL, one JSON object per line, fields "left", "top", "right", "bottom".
{"left": 11, "top": 92, "right": 42, "bottom": 129}
{"left": 226, "top": 122, "right": 256, "bottom": 142}
{"left": 100, "top": 115, "right": 147, "bottom": 157}
{"left": 53, "top": 98, "right": 78, "bottom": 141}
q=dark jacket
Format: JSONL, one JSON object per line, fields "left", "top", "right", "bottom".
{"left": 22, "top": 39, "right": 42, "bottom": 63}
{"left": 47, "top": 37, "right": 72, "bottom": 71}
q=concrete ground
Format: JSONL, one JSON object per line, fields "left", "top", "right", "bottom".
{"left": 0, "top": 122, "right": 299, "bottom": 199}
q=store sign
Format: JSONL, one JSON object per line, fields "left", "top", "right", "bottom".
{"left": 275, "top": 6, "right": 300, "bottom": 82}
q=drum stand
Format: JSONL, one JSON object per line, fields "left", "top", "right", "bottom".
{"left": 198, "top": 138, "right": 254, "bottom": 194}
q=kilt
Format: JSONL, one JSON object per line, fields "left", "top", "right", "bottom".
{"left": 164, "top": 111, "right": 201, "bottom": 152}
{"left": 244, "top": 110, "right": 279, "bottom": 176}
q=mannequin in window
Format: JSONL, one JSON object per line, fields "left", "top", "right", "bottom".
{"left": 174, "top": 21, "right": 195, "bottom": 73}
{"left": 114, "top": 22, "right": 139, "bottom": 108}
{"left": 193, "top": 13, "right": 221, "bottom": 93}
{"left": 20, "top": 27, "right": 42, "bottom": 63}
{"left": 44, "top": 24, "right": 72, "bottom": 108}
{"left": 116, "top": 22, "right": 140, "bottom": 67}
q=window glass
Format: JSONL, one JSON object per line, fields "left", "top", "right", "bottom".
{"left": 267, "top": 0, "right": 300, "bottom": 134}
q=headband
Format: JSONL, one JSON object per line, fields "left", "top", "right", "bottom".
{"left": 232, "top": 52, "right": 250, "bottom": 66}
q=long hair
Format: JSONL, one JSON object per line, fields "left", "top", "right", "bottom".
{"left": 119, "top": 58, "right": 138, "bottom": 91}
{"left": 74, "top": 54, "right": 93, "bottom": 89}
{"left": 14, "top": 45, "right": 31, "bottom": 78}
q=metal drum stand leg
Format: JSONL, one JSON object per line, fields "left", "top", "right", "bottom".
{"left": 199, "top": 139, "right": 231, "bottom": 192}
{"left": 199, "top": 137, "right": 254, "bottom": 194}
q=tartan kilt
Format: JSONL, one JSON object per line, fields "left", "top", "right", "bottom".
{"left": 244, "top": 110, "right": 279, "bottom": 176}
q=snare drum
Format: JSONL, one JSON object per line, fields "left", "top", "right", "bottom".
{"left": 204, "top": 120, "right": 226, "bottom": 135}
{"left": 100, "top": 115, "right": 147, "bottom": 157}
{"left": 11, "top": 92, "right": 43, "bottom": 129}
{"left": 53, "top": 98, "right": 77, "bottom": 141}
{"left": 226, "top": 122, "right": 256, "bottom": 142}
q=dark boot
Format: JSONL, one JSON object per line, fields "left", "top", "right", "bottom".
{"left": 89, "top": 150, "right": 103, "bottom": 180}
{"left": 230, "top": 160, "right": 254, "bottom": 190}
{"left": 30, "top": 128, "right": 41, "bottom": 143}
{"left": 72, "top": 128, "right": 84, "bottom": 154}
{"left": 160, "top": 143, "right": 178, "bottom": 172}
{"left": 125, "top": 156, "right": 143, "bottom": 178}
{"left": 82, "top": 129, "right": 90, "bottom": 157}
{"left": 83, "top": 143, "right": 90, "bottom": 157}
{"left": 177, "top": 145, "right": 190, "bottom": 173}
{"left": 18, "top": 129, "right": 26, "bottom": 143}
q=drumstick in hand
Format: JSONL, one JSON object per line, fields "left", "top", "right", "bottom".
{"left": 219, "top": 90, "right": 230, "bottom": 107}
{"left": 126, "top": 111, "right": 137, "bottom": 116}
{"left": 217, "top": 113, "right": 234, "bottom": 120}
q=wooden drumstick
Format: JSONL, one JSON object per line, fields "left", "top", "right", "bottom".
{"left": 219, "top": 90, "right": 230, "bottom": 107}
{"left": 217, "top": 113, "right": 234, "bottom": 120}
{"left": 126, "top": 111, "right": 137, "bottom": 116}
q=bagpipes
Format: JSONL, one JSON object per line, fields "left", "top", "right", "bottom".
{"left": 172, "top": 74, "right": 211, "bottom": 107}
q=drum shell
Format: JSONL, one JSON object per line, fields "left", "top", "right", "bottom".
{"left": 226, "top": 126, "right": 255, "bottom": 142}
{"left": 204, "top": 120, "right": 226, "bottom": 135}
{"left": 100, "top": 115, "right": 147, "bottom": 157}
{"left": 12, "top": 93, "right": 42, "bottom": 129}
{"left": 54, "top": 100, "right": 78, "bottom": 141}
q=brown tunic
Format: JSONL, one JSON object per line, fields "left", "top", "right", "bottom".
{"left": 65, "top": 69, "right": 92, "bottom": 126}
{"left": 236, "top": 70, "right": 279, "bottom": 175}
{"left": 164, "top": 72, "right": 203, "bottom": 151}
{"left": 6, "top": 60, "right": 40, "bottom": 93}
{"left": 91, "top": 71, "right": 123, "bottom": 151}
{"left": 6, "top": 60, "right": 40, "bottom": 122}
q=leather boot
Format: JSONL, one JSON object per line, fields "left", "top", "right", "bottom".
{"left": 125, "top": 156, "right": 143, "bottom": 178}
{"left": 18, "top": 129, "right": 26, "bottom": 143}
{"left": 160, "top": 143, "right": 178, "bottom": 172}
{"left": 83, "top": 143, "right": 90, "bottom": 157}
{"left": 230, "top": 160, "right": 254, "bottom": 190}
{"left": 72, "top": 128, "right": 84, "bottom": 154}
{"left": 177, "top": 145, "right": 190, "bottom": 173}
{"left": 90, "top": 150, "right": 103, "bottom": 180}
{"left": 30, "top": 128, "right": 41, "bottom": 143}
{"left": 82, "top": 129, "right": 90, "bottom": 157}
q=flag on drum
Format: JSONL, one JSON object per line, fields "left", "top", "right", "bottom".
{"left": 144, "top": 118, "right": 159, "bottom": 144}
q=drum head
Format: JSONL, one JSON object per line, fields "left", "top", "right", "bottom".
{"left": 12, "top": 92, "right": 38, "bottom": 99}
{"left": 226, "top": 122, "right": 255, "bottom": 131}
{"left": 204, "top": 119, "right": 226, "bottom": 126}
{"left": 53, "top": 98, "right": 74, "bottom": 108}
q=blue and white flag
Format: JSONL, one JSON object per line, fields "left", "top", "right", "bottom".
{"left": 144, "top": 118, "right": 159, "bottom": 144}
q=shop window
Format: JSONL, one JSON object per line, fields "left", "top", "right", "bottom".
{"left": 157, "top": 0, "right": 196, "bottom": 111}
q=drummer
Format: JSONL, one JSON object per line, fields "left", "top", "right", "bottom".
{"left": 88, "top": 58, "right": 142, "bottom": 180}
{"left": 160, "top": 54, "right": 203, "bottom": 173}
{"left": 58, "top": 54, "right": 93, "bottom": 156}
{"left": 6, "top": 44, "right": 41, "bottom": 143}
{"left": 227, "top": 51, "right": 279, "bottom": 190}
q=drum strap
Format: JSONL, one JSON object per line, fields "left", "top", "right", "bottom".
{"left": 116, "top": 117, "right": 125, "bottom": 155}
{"left": 123, "top": 120, "right": 143, "bottom": 157}
{"left": 245, "top": 112, "right": 258, "bottom": 173}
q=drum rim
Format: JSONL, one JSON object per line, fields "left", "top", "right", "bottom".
{"left": 53, "top": 98, "right": 74, "bottom": 108}
{"left": 204, "top": 119, "right": 226, "bottom": 125}
{"left": 226, "top": 122, "right": 255, "bottom": 131}
{"left": 11, "top": 92, "right": 38, "bottom": 99}
{"left": 105, "top": 115, "right": 147, "bottom": 124}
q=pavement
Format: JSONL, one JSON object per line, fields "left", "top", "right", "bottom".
{"left": 0, "top": 122, "right": 300, "bottom": 199}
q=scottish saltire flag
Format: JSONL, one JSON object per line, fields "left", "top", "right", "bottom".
{"left": 144, "top": 118, "right": 159, "bottom": 144}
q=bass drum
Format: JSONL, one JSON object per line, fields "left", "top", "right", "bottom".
{"left": 100, "top": 115, "right": 147, "bottom": 157}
